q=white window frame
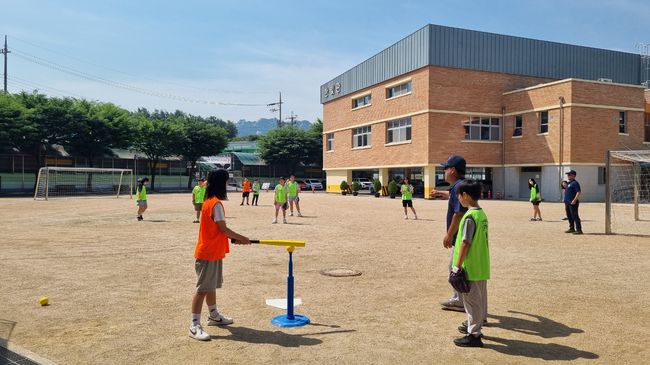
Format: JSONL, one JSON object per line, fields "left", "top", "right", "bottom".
{"left": 539, "top": 111, "right": 549, "bottom": 134}
{"left": 513, "top": 115, "right": 523, "bottom": 137}
{"left": 352, "top": 126, "right": 371, "bottom": 148}
{"left": 352, "top": 94, "right": 371, "bottom": 109}
{"left": 463, "top": 117, "right": 501, "bottom": 141}
{"left": 386, "top": 81, "right": 412, "bottom": 99}
{"left": 386, "top": 117, "right": 412, "bottom": 144}
{"left": 619, "top": 111, "right": 627, "bottom": 134}
{"left": 326, "top": 133, "right": 334, "bottom": 151}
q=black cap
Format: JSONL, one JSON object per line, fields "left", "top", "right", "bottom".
{"left": 140, "top": 176, "right": 149, "bottom": 182}
{"left": 198, "top": 177, "right": 206, "bottom": 181}
{"left": 441, "top": 155, "right": 466, "bottom": 173}
{"left": 565, "top": 170, "right": 577, "bottom": 176}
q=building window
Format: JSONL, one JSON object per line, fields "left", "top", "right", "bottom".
{"left": 619, "top": 111, "right": 627, "bottom": 134}
{"left": 598, "top": 167, "right": 606, "bottom": 185}
{"left": 352, "top": 94, "right": 371, "bottom": 109}
{"left": 352, "top": 126, "right": 371, "bottom": 148}
{"left": 645, "top": 113, "right": 650, "bottom": 142}
{"left": 386, "top": 117, "right": 412, "bottom": 143}
{"left": 539, "top": 111, "right": 549, "bottom": 134}
{"left": 386, "top": 81, "right": 412, "bottom": 99}
{"left": 326, "top": 133, "right": 334, "bottom": 151}
{"left": 463, "top": 117, "right": 501, "bottom": 141}
{"left": 513, "top": 115, "right": 523, "bottom": 137}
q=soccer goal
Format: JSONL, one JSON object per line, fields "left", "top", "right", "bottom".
{"left": 605, "top": 150, "right": 650, "bottom": 235}
{"left": 34, "top": 167, "right": 133, "bottom": 200}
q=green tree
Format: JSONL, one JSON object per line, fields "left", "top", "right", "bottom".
{"left": 258, "top": 126, "right": 316, "bottom": 175}
{"left": 131, "top": 115, "right": 183, "bottom": 191}
{"left": 14, "top": 94, "right": 78, "bottom": 177}
{"left": 177, "top": 117, "right": 229, "bottom": 188}
{"left": 0, "top": 93, "right": 26, "bottom": 152}
{"left": 306, "top": 118, "right": 323, "bottom": 166}
{"left": 204, "top": 116, "right": 237, "bottom": 139}
{"left": 65, "top": 100, "right": 133, "bottom": 168}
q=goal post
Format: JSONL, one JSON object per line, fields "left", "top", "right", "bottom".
{"left": 605, "top": 150, "right": 650, "bottom": 235}
{"left": 34, "top": 167, "right": 133, "bottom": 200}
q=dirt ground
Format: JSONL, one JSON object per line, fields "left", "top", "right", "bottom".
{"left": 1, "top": 192, "right": 649, "bottom": 364}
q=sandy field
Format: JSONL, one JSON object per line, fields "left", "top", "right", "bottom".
{"left": 1, "top": 192, "right": 649, "bottom": 365}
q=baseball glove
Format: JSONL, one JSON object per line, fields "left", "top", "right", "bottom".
{"left": 449, "top": 268, "right": 471, "bottom": 293}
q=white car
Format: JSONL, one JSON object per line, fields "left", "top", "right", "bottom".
{"left": 353, "top": 178, "right": 373, "bottom": 190}
{"left": 305, "top": 179, "right": 324, "bottom": 190}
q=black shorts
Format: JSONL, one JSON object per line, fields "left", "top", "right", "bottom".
{"left": 242, "top": 192, "right": 250, "bottom": 198}
{"left": 402, "top": 200, "right": 413, "bottom": 207}
{"left": 531, "top": 200, "right": 541, "bottom": 206}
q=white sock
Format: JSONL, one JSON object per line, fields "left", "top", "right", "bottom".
{"left": 191, "top": 313, "right": 201, "bottom": 325}
{"left": 208, "top": 305, "right": 218, "bottom": 316}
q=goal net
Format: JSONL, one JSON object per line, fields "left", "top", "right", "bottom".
{"left": 605, "top": 150, "right": 650, "bottom": 235}
{"left": 34, "top": 167, "right": 133, "bottom": 200}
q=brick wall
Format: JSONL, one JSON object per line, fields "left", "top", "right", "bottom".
{"left": 322, "top": 67, "right": 647, "bottom": 171}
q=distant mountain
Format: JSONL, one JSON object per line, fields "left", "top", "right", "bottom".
{"left": 235, "top": 118, "right": 312, "bottom": 137}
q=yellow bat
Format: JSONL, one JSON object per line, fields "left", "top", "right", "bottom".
{"left": 231, "top": 239, "right": 305, "bottom": 247}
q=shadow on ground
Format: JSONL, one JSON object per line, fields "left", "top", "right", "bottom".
{"left": 0, "top": 319, "right": 16, "bottom": 348}
{"left": 488, "top": 311, "right": 583, "bottom": 338}
{"left": 483, "top": 336, "right": 598, "bottom": 361}
{"left": 211, "top": 324, "right": 355, "bottom": 347}
{"left": 482, "top": 311, "right": 597, "bottom": 360}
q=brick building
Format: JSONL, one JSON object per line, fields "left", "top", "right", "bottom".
{"left": 320, "top": 24, "right": 650, "bottom": 201}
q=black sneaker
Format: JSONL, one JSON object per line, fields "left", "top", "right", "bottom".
{"left": 454, "top": 334, "right": 483, "bottom": 347}
{"left": 137, "top": 216, "right": 143, "bottom": 221}
{"left": 562, "top": 217, "right": 569, "bottom": 220}
{"left": 565, "top": 229, "right": 575, "bottom": 233}
{"left": 573, "top": 230, "right": 584, "bottom": 235}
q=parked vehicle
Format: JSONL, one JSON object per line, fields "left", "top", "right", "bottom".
{"left": 295, "top": 180, "right": 309, "bottom": 190}
{"left": 352, "top": 178, "right": 373, "bottom": 190}
{"left": 305, "top": 179, "right": 324, "bottom": 190}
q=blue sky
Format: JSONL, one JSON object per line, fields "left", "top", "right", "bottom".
{"left": 2, "top": 0, "right": 648, "bottom": 123}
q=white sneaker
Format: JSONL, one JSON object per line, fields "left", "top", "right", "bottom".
{"left": 207, "top": 313, "right": 234, "bottom": 326}
{"left": 404, "top": 215, "right": 408, "bottom": 220}
{"left": 189, "top": 323, "right": 210, "bottom": 341}
{"left": 297, "top": 213, "right": 303, "bottom": 217}
{"left": 272, "top": 218, "right": 277, "bottom": 224}
{"left": 289, "top": 212, "right": 294, "bottom": 217}
{"left": 414, "top": 216, "right": 418, "bottom": 220}
{"left": 283, "top": 219, "right": 288, "bottom": 224}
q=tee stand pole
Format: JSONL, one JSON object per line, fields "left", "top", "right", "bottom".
{"left": 271, "top": 246, "right": 310, "bottom": 327}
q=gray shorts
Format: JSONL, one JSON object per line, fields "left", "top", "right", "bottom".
{"left": 195, "top": 259, "right": 223, "bottom": 292}
{"left": 137, "top": 200, "right": 148, "bottom": 207}
{"left": 193, "top": 203, "right": 203, "bottom": 211}
{"left": 288, "top": 196, "right": 299, "bottom": 202}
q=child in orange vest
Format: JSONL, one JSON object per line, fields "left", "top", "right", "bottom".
{"left": 240, "top": 178, "right": 251, "bottom": 206}
{"left": 189, "top": 169, "right": 251, "bottom": 341}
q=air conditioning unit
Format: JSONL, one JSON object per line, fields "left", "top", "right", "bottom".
{"left": 597, "top": 78, "right": 613, "bottom": 82}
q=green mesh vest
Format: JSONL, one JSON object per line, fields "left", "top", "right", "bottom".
{"left": 453, "top": 208, "right": 490, "bottom": 281}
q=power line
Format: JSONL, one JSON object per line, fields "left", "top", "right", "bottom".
{"left": 9, "top": 34, "right": 271, "bottom": 95}
{"left": 8, "top": 78, "right": 75, "bottom": 99}
{"left": 11, "top": 47, "right": 268, "bottom": 107}
{"left": 6, "top": 74, "right": 85, "bottom": 98}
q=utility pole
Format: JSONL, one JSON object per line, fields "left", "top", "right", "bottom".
{"left": 285, "top": 111, "right": 298, "bottom": 127}
{"left": 267, "top": 92, "right": 283, "bottom": 128}
{"left": 1, "top": 36, "right": 10, "bottom": 93}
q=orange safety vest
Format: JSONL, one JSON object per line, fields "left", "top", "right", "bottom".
{"left": 194, "top": 197, "right": 230, "bottom": 260}
{"left": 243, "top": 181, "right": 251, "bottom": 193}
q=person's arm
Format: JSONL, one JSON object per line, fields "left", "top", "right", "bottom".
{"left": 444, "top": 213, "right": 464, "bottom": 248}
{"left": 572, "top": 191, "right": 581, "bottom": 205}
{"left": 433, "top": 190, "right": 450, "bottom": 198}
{"left": 454, "top": 240, "right": 470, "bottom": 268}
{"left": 212, "top": 203, "right": 250, "bottom": 245}
{"left": 453, "top": 217, "right": 475, "bottom": 268}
